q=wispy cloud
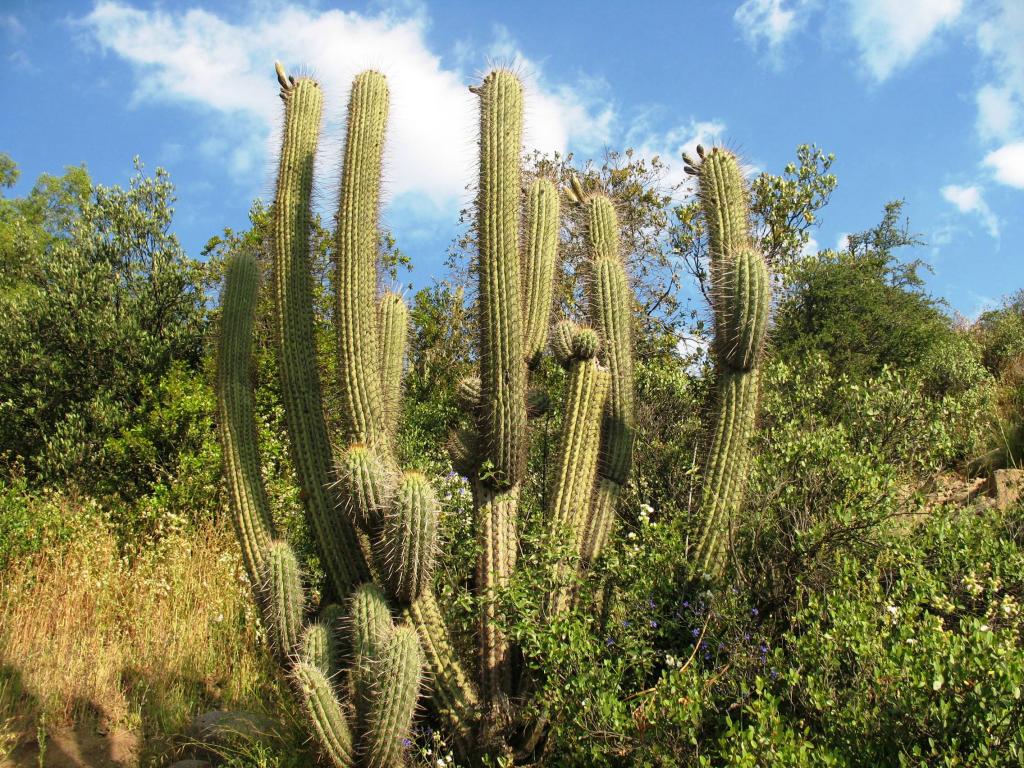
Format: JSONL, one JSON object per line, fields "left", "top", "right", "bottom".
{"left": 846, "top": 0, "right": 962, "bottom": 81}
{"left": 733, "top": 0, "right": 814, "bottom": 63}
{"left": 975, "top": 1, "right": 1024, "bottom": 190}
{"left": 79, "top": 2, "right": 616, "bottom": 211}
{"left": 0, "top": 14, "right": 25, "bottom": 39}
{"left": 941, "top": 183, "right": 1000, "bottom": 238}
{"left": 626, "top": 116, "right": 727, "bottom": 199}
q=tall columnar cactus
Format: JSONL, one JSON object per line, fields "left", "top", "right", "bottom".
{"left": 684, "top": 145, "right": 770, "bottom": 581}
{"left": 576, "top": 192, "right": 635, "bottom": 564}
{"left": 216, "top": 62, "right": 639, "bottom": 766}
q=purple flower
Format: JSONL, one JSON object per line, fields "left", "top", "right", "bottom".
{"left": 691, "top": 627, "right": 701, "bottom": 638}
{"left": 402, "top": 738, "right": 412, "bottom": 748}
{"left": 606, "top": 636, "right": 616, "bottom": 646}
{"left": 751, "top": 607, "right": 759, "bottom": 617}
{"left": 649, "top": 620, "right": 659, "bottom": 628}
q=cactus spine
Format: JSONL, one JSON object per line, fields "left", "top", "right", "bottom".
{"left": 686, "top": 147, "right": 770, "bottom": 581}
{"left": 217, "top": 61, "right": 639, "bottom": 765}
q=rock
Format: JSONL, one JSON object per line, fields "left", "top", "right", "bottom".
{"left": 990, "top": 468, "right": 1024, "bottom": 510}
{"left": 186, "top": 710, "right": 281, "bottom": 755}
{"left": 169, "top": 761, "right": 213, "bottom": 768}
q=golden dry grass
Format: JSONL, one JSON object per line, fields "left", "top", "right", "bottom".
{"left": 0, "top": 505, "right": 295, "bottom": 763}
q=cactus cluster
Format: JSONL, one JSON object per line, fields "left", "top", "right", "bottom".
{"left": 683, "top": 145, "right": 770, "bottom": 581}
{"left": 216, "top": 62, "right": 639, "bottom": 765}
{"left": 217, "top": 55, "right": 770, "bottom": 764}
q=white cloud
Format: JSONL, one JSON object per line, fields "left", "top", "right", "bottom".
{"left": 800, "top": 235, "right": 819, "bottom": 257}
{"left": 976, "top": 85, "right": 1017, "bottom": 142}
{"left": 847, "top": 0, "right": 962, "bottom": 81}
{"left": 941, "top": 184, "right": 1000, "bottom": 238}
{"left": 975, "top": 1, "right": 1024, "bottom": 145}
{"left": 80, "top": 2, "right": 615, "bottom": 211}
{"left": 835, "top": 232, "right": 850, "bottom": 251}
{"left": 983, "top": 141, "right": 1024, "bottom": 188}
{"left": 625, "top": 117, "right": 727, "bottom": 199}
{"left": 734, "top": 0, "right": 813, "bottom": 60}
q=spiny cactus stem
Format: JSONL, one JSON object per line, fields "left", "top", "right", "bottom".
{"left": 273, "top": 73, "right": 368, "bottom": 596}
{"left": 216, "top": 253, "right": 275, "bottom": 592}
{"left": 336, "top": 70, "right": 389, "bottom": 448}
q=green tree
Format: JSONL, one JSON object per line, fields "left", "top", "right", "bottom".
{"left": 0, "top": 156, "right": 207, "bottom": 498}
{"left": 772, "top": 201, "right": 951, "bottom": 379}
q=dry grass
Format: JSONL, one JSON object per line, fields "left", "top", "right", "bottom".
{"left": 0, "top": 504, "right": 297, "bottom": 763}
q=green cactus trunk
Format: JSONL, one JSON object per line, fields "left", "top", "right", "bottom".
{"left": 688, "top": 147, "right": 770, "bottom": 581}
{"left": 216, "top": 252, "right": 275, "bottom": 591}
{"left": 336, "top": 71, "right": 389, "bottom": 450}
{"left": 272, "top": 72, "right": 368, "bottom": 597}
{"left": 583, "top": 194, "right": 635, "bottom": 564}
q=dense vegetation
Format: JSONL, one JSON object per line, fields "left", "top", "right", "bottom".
{"left": 1, "top": 64, "right": 1023, "bottom": 767}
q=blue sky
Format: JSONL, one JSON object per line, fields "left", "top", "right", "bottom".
{"left": 1, "top": 0, "right": 1021, "bottom": 318}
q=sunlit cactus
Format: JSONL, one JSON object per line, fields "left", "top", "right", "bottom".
{"left": 216, "top": 61, "right": 641, "bottom": 766}
{"left": 684, "top": 145, "right": 770, "bottom": 581}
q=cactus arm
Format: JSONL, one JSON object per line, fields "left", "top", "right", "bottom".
{"left": 377, "top": 292, "right": 408, "bottom": 438}
{"left": 335, "top": 444, "right": 393, "bottom": 533}
{"left": 583, "top": 195, "right": 635, "bottom": 563}
{"left": 692, "top": 369, "right": 760, "bottom": 578}
{"left": 265, "top": 540, "right": 305, "bottom": 662}
{"left": 292, "top": 661, "right": 357, "bottom": 768}
{"left": 404, "top": 593, "right": 479, "bottom": 760}
{"left": 336, "top": 71, "right": 389, "bottom": 449}
{"left": 362, "top": 625, "right": 424, "bottom": 768}
{"left": 522, "top": 178, "right": 559, "bottom": 368}
{"left": 474, "top": 69, "right": 528, "bottom": 709}
{"left": 272, "top": 70, "right": 369, "bottom": 596}
{"left": 476, "top": 70, "right": 527, "bottom": 488}
{"left": 546, "top": 340, "right": 609, "bottom": 614}
{"left": 476, "top": 484, "right": 520, "bottom": 704}
{"left": 349, "top": 583, "right": 394, "bottom": 733}
{"left": 216, "top": 252, "right": 275, "bottom": 591}
{"left": 301, "top": 620, "right": 337, "bottom": 676}
{"left": 376, "top": 471, "right": 439, "bottom": 604}
{"left": 687, "top": 147, "right": 770, "bottom": 580}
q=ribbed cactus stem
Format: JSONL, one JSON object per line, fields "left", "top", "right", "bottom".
{"left": 547, "top": 355, "right": 609, "bottom": 614}
{"left": 216, "top": 252, "right": 275, "bottom": 590}
{"left": 690, "top": 147, "right": 769, "bottom": 580}
{"left": 302, "top": 620, "right": 337, "bottom": 677}
{"left": 375, "top": 471, "right": 439, "bottom": 604}
{"left": 273, "top": 70, "right": 368, "bottom": 596}
{"left": 476, "top": 484, "right": 519, "bottom": 704}
{"left": 474, "top": 69, "right": 526, "bottom": 709}
{"left": 378, "top": 292, "right": 408, "bottom": 438}
{"left": 362, "top": 625, "right": 424, "bottom": 768}
{"left": 404, "top": 594, "right": 479, "bottom": 760}
{"left": 336, "top": 70, "right": 389, "bottom": 448}
{"left": 265, "top": 539, "right": 304, "bottom": 662}
{"left": 293, "top": 661, "right": 357, "bottom": 768}
{"left": 476, "top": 69, "right": 526, "bottom": 488}
{"left": 522, "top": 178, "right": 559, "bottom": 368}
{"left": 336, "top": 444, "right": 392, "bottom": 532}
{"left": 581, "top": 478, "right": 618, "bottom": 563}
{"left": 583, "top": 194, "right": 635, "bottom": 563}
{"left": 350, "top": 583, "right": 394, "bottom": 734}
